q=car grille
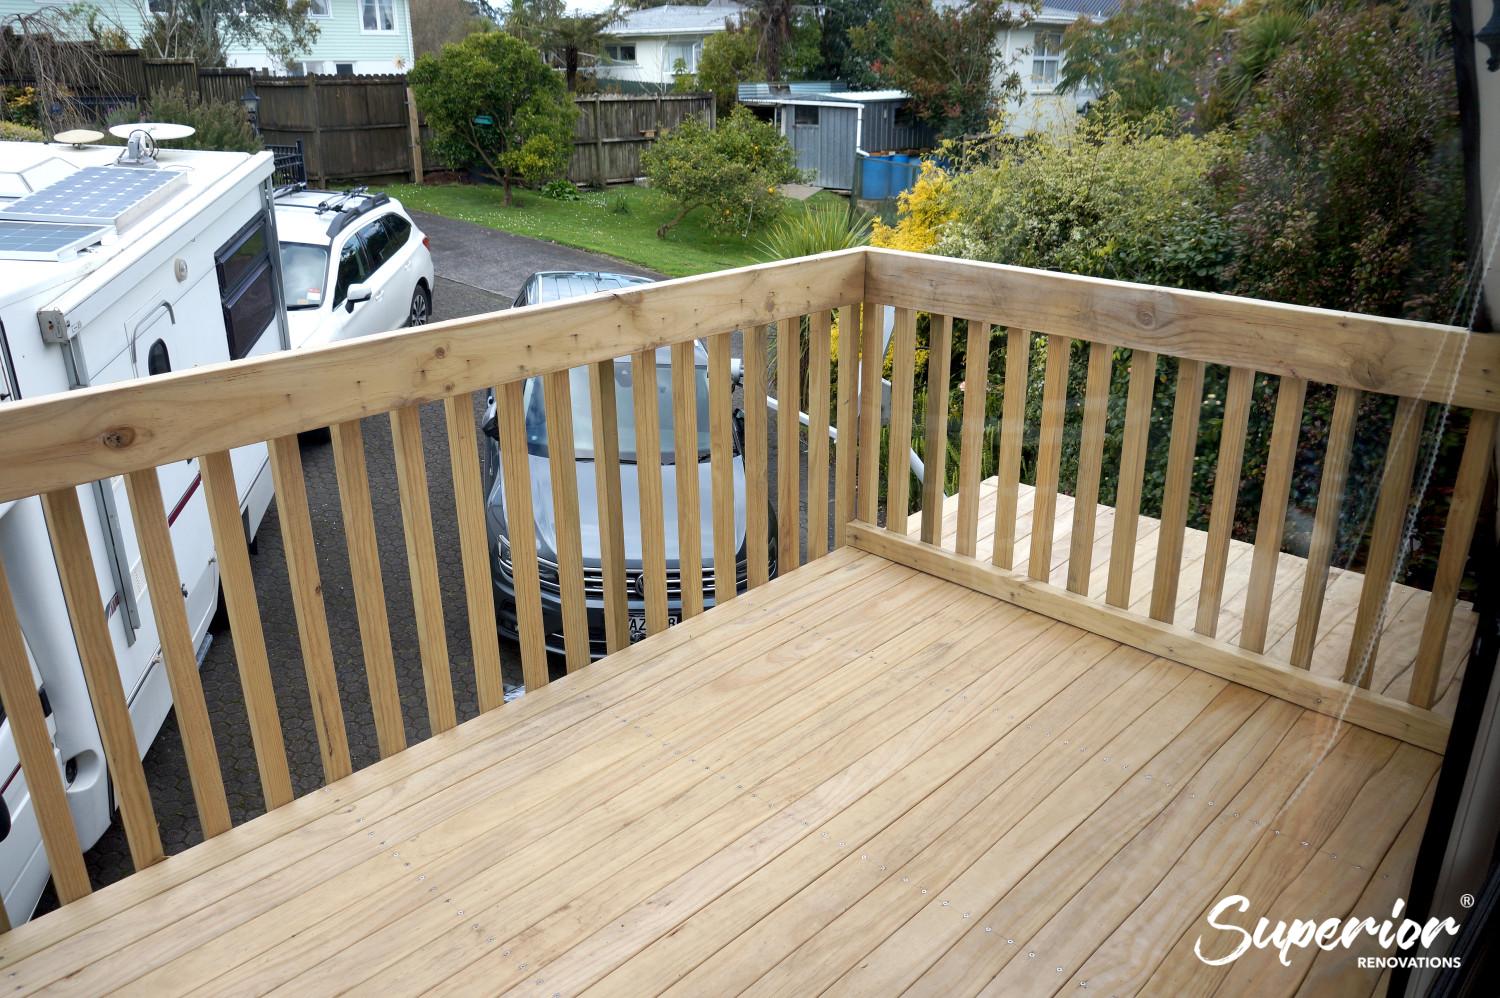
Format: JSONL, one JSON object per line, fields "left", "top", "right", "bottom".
{"left": 539, "top": 561, "right": 751, "bottom": 600}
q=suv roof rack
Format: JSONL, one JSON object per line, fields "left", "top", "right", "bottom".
{"left": 273, "top": 184, "right": 391, "bottom": 238}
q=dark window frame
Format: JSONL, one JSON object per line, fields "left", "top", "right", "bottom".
{"left": 793, "top": 105, "right": 819, "bottom": 127}
{"left": 332, "top": 232, "right": 373, "bottom": 308}
{"left": 215, "top": 216, "right": 277, "bottom": 362}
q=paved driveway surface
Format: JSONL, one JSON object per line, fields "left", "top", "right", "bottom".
{"left": 58, "top": 213, "right": 822, "bottom": 906}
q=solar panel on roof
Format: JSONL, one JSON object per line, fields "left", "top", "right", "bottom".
{"left": 0, "top": 219, "right": 108, "bottom": 261}
{"left": 0, "top": 166, "right": 183, "bottom": 227}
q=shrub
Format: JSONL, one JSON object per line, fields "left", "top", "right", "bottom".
{"left": 606, "top": 192, "right": 631, "bottom": 215}
{"left": 137, "top": 87, "right": 261, "bottom": 153}
{"left": 541, "top": 178, "right": 581, "bottom": 201}
{"left": 1221, "top": 3, "right": 1463, "bottom": 321}
{"left": 2, "top": 85, "right": 41, "bottom": 129}
{"left": 642, "top": 106, "right": 801, "bottom": 239}
{"left": 0, "top": 120, "right": 44, "bottom": 142}
{"left": 871, "top": 161, "right": 957, "bottom": 254}
{"left": 757, "top": 201, "right": 871, "bottom": 260}
{"left": 409, "top": 32, "right": 577, "bottom": 206}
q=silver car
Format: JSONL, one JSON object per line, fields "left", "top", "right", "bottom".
{"left": 482, "top": 271, "right": 778, "bottom": 657}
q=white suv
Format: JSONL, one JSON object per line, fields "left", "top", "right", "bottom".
{"left": 274, "top": 186, "right": 436, "bottom": 349}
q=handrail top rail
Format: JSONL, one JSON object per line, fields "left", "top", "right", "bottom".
{"left": 1, "top": 245, "right": 1496, "bottom": 503}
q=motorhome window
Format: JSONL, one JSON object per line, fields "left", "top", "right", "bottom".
{"left": 216, "top": 218, "right": 276, "bottom": 361}
{"left": 333, "top": 238, "right": 370, "bottom": 307}
{"left": 280, "top": 242, "right": 330, "bottom": 309}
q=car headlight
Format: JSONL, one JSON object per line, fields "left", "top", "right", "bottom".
{"left": 497, "top": 534, "right": 513, "bottom": 576}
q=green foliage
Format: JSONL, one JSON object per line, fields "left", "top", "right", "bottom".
{"left": 693, "top": 27, "right": 760, "bottom": 117}
{"left": 540, "top": 178, "right": 581, "bottom": 200}
{"left": 934, "top": 109, "right": 1233, "bottom": 291}
{"left": 642, "top": 106, "right": 801, "bottom": 238}
{"left": 137, "top": 87, "right": 261, "bottom": 153}
{"left": 879, "top": 0, "right": 1035, "bottom": 139}
{"left": 757, "top": 201, "right": 871, "bottom": 259}
{"left": 135, "top": 0, "right": 321, "bottom": 67}
{"left": 1058, "top": 0, "right": 1225, "bottom": 123}
{"left": 1, "top": 85, "right": 41, "bottom": 129}
{"left": 1222, "top": 3, "right": 1462, "bottom": 320}
{"left": 821, "top": 0, "right": 894, "bottom": 88}
{"left": 606, "top": 192, "right": 632, "bottom": 214}
{"left": 0, "top": 120, "right": 44, "bottom": 141}
{"left": 409, "top": 31, "right": 577, "bottom": 206}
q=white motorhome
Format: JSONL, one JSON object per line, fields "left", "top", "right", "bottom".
{"left": 0, "top": 136, "right": 288, "bottom": 924}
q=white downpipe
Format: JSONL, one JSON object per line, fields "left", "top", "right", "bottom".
{"left": 764, "top": 394, "right": 925, "bottom": 484}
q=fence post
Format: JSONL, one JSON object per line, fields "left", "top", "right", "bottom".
{"left": 593, "top": 93, "right": 605, "bottom": 188}
{"left": 307, "top": 74, "right": 326, "bottom": 187}
{"left": 405, "top": 86, "right": 423, "bottom": 183}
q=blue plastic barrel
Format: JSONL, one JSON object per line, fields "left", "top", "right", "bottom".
{"left": 861, "top": 156, "right": 890, "bottom": 200}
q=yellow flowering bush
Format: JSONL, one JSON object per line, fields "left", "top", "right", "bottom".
{"left": 871, "top": 162, "right": 957, "bottom": 253}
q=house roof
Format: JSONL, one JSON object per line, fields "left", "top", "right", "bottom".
{"left": 932, "top": 0, "right": 1121, "bottom": 22}
{"left": 606, "top": 1, "right": 746, "bottom": 38}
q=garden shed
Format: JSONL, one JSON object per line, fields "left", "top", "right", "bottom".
{"left": 751, "top": 90, "right": 934, "bottom": 193}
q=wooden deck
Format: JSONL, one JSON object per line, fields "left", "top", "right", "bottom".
{"left": 0, "top": 546, "right": 1433, "bottom": 996}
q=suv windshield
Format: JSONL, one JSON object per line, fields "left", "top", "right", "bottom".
{"left": 525, "top": 359, "right": 713, "bottom": 464}
{"left": 280, "top": 242, "right": 330, "bottom": 309}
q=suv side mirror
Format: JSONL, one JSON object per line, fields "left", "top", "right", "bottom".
{"left": 345, "top": 283, "right": 373, "bottom": 313}
{"left": 481, "top": 412, "right": 499, "bottom": 440}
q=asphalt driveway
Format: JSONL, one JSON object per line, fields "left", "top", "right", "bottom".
{"left": 58, "top": 212, "right": 821, "bottom": 907}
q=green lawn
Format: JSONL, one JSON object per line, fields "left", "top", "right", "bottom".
{"left": 381, "top": 182, "right": 844, "bottom": 278}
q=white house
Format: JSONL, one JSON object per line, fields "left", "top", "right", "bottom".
{"left": 0, "top": 0, "right": 416, "bottom": 75}
{"left": 598, "top": 0, "right": 745, "bottom": 91}
{"left": 993, "top": 0, "right": 1121, "bottom": 134}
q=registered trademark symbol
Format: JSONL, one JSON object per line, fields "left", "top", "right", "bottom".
{"left": 1460, "top": 893, "right": 1475, "bottom": 908}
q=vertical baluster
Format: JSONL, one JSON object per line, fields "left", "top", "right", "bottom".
{"left": 744, "top": 324, "right": 771, "bottom": 587}
{"left": 123, "top": 469, "right": 231, "bottom": 837}
{"left": 40, "top": 488, "right": 164, "bottom": 867}
{"left": 544, "top": 371, "right": 592, "bottom": 670}
{"left": 443, "top": 394, "right": 505, "bottom": 711}
{"left": 1290, "top": 386, "right": 1361, "bottom": 669}
{"left": 632, "top": 348, "right": 670, "bottom": 635}
{"left": 388, "top": 405, "right": 457, "bottom": 734}
{"left": 885, "top": 307, "right": 917, "bottom": 535}
{"left": 497, "top": 381, "right": 549, "bottom": 690}
{"left": 1194, "top": 366, "right": 1254, "bottom": 636}
{"left": 1240, "top": 377, "right": 1308, "bottom": 653}
{"left": 833, "top": 304, "right": 861, "bottom": 547}
{"left": 806, "top": 310, "right": 833, "bottom": 559}
{"left": 992, "top": 329, "right": 1031, "bottom": 568}
{"left": 955, "top": 320, "right": 992, "bottom": 559}
{"left": 1344, "top": 396, "right": 1428, "bottom": 687}
{"left": 920, "top": 314, "right": 954, "bottom": 546}
{"left": 709, "top": 335, "right": 738, "bottom": 605}
{"left": 330, "top": 420, "right": 405, "bottom": 756}
{"left": 1068, "top": 342, "right": 1113, "bottom": 595}
{"left": 0, "top": 561, "right": 90, "bottom": 901}
{"left": 857, "top": 304, "right": 883, "bottom": 524}
{"left": 1106, "top": 350, "right": 1159, "bottom": 608}
{"left": 670, "top": 343, "right": 705, "bottom": 619}
{"left": 266, "top": 435, "right": 352, "bottom": 782}
{"left": 198, "top": 451, "right": 293, "bottom": 809}
{"left": 1410, "top": 410, "right": 1497, "bottom": 706}
{"left": 588, "top": 359, "right": 630, "bottom": 653}
{"left": 1149, "top": 358, "right": 1205, "bottom": 621}
{"left": 1028, "top": 334, "right": 1070, "bottom": 581}
{"left": 776, "top": 317, "right": 803, "bottom": 569}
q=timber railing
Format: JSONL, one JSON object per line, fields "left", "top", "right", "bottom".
{"left": 0, "top": 247, "right": 1492, "bottom": 929}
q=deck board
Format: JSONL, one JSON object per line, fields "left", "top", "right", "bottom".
{"left": 0, "top": 549, "right": 1437, "bottom": 996}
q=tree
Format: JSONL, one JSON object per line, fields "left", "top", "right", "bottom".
{"left": 124, "top": 0, "right": 321, "bottom": 68}
{"left": 2, "top": 7, "right": 124, "bottom": 137}
{"left": 692, "top": 25, "right": 759, "bottom": 115}
{"left": 409, "top": 31, "right": 577, "bottom": 205}
{"left": 642, "top": 106, "right": 800, "bottom": 237}
{"left": 410, "top": 0, "right": 494, "bottom": 59}
{"left": 545, "top": 9, "right": 617, "bottom": 91}
{"left": 1057, "top": 0, "right": 1224, "bottom": 123}
{"left": 878, "top": 0, "right": 1033, "bottom": 139}
{"left": 820, "top": 0, "right": 893, "bottom": 88}
{"left": 743, "top": 0, "right": 794, "bottom": 80}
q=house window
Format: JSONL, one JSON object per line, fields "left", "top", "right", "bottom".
{"left": 1031, "top": 31, "right": 1063, "bottom": 87}
{"left": 216, "top": 218, "right": 277, "bottom": 361}
{"left": 665, "top": 41, "right": 697, "bottom": 74}
{"left": 307, "top": 0, "right": 332, "bottom": 17}
{"left": 605, "top": 44, "right": 637, "bottom": 64}
{"left": 361, "top": 0, "right": 396, "bottom": 32}
{"left": 794, "top": 105, "right": 819, "bottom": 126}
{"left": 335, "top": 62, "right": 355, "bottom": 75}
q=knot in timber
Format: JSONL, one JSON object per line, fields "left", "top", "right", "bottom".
{"left": 433, "top": 345, "right": 447, "bottom": 360}
{"left": 101, "top": 426, "right": 136, "bottom": 449}
{"left": 1134, "top": 302, "right": 1157, "bottom": 328}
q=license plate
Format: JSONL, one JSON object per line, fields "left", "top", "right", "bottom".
{"left": 628, "top": 614, "right": 678, "bottom": 642}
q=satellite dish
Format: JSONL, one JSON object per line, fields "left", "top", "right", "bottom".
{"left": 108, "top": 122, "right": 197, "bottom": 141}
{"left": 53, "top": 129, "right": 105, "bottom": 146}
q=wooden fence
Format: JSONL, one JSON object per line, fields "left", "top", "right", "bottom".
{"left": 3, "top": 43, "right": 712, "bottom": 185}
